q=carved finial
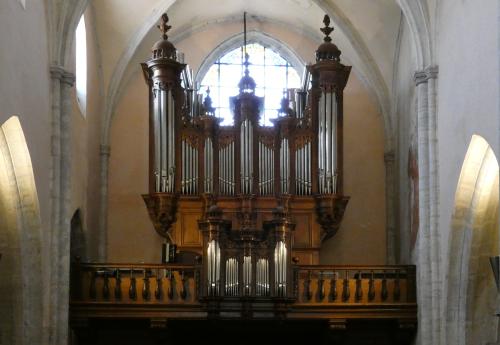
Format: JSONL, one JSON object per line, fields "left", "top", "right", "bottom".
{"left": 203, "top": 87, "right": 215, "bottom": 115}
{"left": 320, "top": 14, "right": 334, "bottom": 43}
{"left": 157, "top": 13, "right": 172, "bottom": 40}
{"left": 244, "top": 52, "right": 250, "bottom": 76}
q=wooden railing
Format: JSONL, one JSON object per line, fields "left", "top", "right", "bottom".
{"left": 70, "top": 262, "right": 200, "bottom": 305}
{"left": 70, "top": 262, "right": 416, "bottom": 324}
{"left": 293, "top": 265, "right": 416, "bottom": 304}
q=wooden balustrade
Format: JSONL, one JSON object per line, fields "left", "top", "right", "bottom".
{"left": 70, "top": 262, "right": 416, "bottom": 326}
{"left": 71, "top": 262, "right": 200, "bottom": 305}
{"left": 293, "top": 265, "right": 416, "bottom": 305}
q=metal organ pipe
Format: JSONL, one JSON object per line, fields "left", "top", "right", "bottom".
{"left": 274, "top": 241, "right": 287, "bottom": 297}
{"left": 154, "top": 88, "right": 161, "bottom": 191}
{"left": 240, "top": 120, "right": 253, "bottom": 194}
{"left": 259, "top": 142, "right": 275, "bottom": 195}
{"left": 207, "top": 240, "right": 220, "bottom": 296}
{"left": 294, "top": 140, "right": 311, "bottom": 196}
{"left": 204, "top": 138, "right": 213, "bottom": 193}
{"left": 243, "top": 256, "right": 251, "bottom": 296}
{"left": 331, "top": 93, "right": 337, "bottom": 193}
{"left": 181, "top": 139, "right": 198, "bottom": 195}
{"left": 318, "top": 91, "right": 337, "bottom": 194}
{"left": 306, "top": 141, "right": 311, "bottom": 194}
{"left": 153, "top": 87, "right": 176, "bottom": 193}
{"left": 256, "top": 258, "right": 269, "bottom": 296}
{"left": 161, "top": 89, "right": 168, "bottom": 192}
{"left": 280, "top": 138, "right": 289, "bottom": 194}
{"left": 225, "top": 258, "right": 238, "bottom": 296}
{"left": 218, "top": 141, "right": 234, "bottom": 196}
{"left": 169, "top": 90, "right": 175, "bottom": 192}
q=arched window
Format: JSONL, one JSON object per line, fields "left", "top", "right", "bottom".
{"left": 75, "top": 15, "right": 87, "bottom": 116}
{"left": 200, "top": 43, "right": 301, "bottom": 126}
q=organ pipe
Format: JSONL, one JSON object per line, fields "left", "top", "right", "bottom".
{"left": 259, "top": 141, "right": 274, "bottom": 195}
{"left": 243, "top": 256, "right": 252, "bottom": 296}
{"left": 274, "top": 241, "right": 287, "bottom": 297}
{"left": 225, "top": 258, "right": 238, "bottom": 296}
{"left": 240, "top": 120, "right": 253, "bottom": 194}
{"left": 207, "top": 239, "right": 220, "bottom": 296}
{"left": 181, "top": 139, "right": 198, "bottom": 195}
{"left": 219, "top": 141, "right": 234, "bottom": 195}
{"left": 280, "top": 138, "right": 289, "bottom": 193}
{"left": 318, "top": 91, "right": 337, "bottom": 194}
{"left": 204, "top": 137, "right": 213, "bottom": 193}
{"left": 295, "top": 141, "right": 312, "bottom": 195}
{"left": 256, "top": 258, "right": 269, "bottom": 296}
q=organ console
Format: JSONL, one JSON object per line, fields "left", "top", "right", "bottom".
{"left": 69, "top": 13, "right": 417, "bottom": 343}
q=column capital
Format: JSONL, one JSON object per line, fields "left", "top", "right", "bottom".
{"left": 100, "top": 144, "right": 111, "bottom": 156}
{"left": 50, "top": 64, "right": 75, "bottom": 86}
{"left": 384, "top": 150, "right": 395, "bottom": 163}
{"left": 414, "top": 65, "right": 439, "bottom": 85}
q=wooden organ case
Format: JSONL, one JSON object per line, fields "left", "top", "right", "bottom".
{"left": 141, "top": 14, "right": 350, "bottom": 270}
{"left": 69, "top": 13, "right": 417, "bottom": 345}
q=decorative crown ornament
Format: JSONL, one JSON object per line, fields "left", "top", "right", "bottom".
{"left": 157, "top": 13, "right": 172, "bottom": 40}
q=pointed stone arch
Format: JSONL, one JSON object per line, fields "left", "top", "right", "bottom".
{"left": 0, "top": 116, "right": 43, "bottom": 345}
{"left": 446, "top": 135, "right": 499, "bottom": 345}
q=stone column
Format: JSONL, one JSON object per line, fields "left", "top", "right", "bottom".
{"left": 98, "top": 144, "right": 110, "bottom": 261}
{"left": 48, "top": 64, "right": 75, "bottom": 345}
{"left": 414, "top": 65, "right": 440, "bottom": 345}
{"left": 384, "top": 150, "right": 397, "bottom": 264}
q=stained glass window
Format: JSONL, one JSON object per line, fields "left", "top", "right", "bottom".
{"left": 200, "top": 43, "right": 301, "bottom": 126}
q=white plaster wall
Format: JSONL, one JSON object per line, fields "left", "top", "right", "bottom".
{"left": 436, "top": 0, "right": 499, "bottom": 289}
{"left": 69, "top": 6, "right": 104, "bottom": 261}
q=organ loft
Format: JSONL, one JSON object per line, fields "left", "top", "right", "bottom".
{"left": 70, "top": 13, "right": 417, "bottom": 344}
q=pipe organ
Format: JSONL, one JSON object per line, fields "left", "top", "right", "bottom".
{"left": 141, "top": 13, "right": 351, "bottom": 300}
{"left": 70, "top": 14, "right": 418, "bottom": 341}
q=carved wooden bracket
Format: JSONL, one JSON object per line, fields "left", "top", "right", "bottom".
{"left": 142, "top": 193, "right": 179, "bottom": 240}
{"left": 314, "top": 194, "right": 349, "bottom": 242}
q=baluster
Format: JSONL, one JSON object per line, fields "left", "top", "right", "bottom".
{"left": 355, "top": 271, "right": 363, "bottom": 301}
{"left": 368, "top": 271, "right": 375, "bottom": 301}
{"left": 155, "top": 270, "right": 163, "bottom": 300}
{"left": 342, "top": 270, "right": 350, "bottom": 302}
{"left": 329, "top": 272, "right": 337, "bottom": 301}
{"left": 381, "top": 271, "right": 388, "bottom": 301}
{"left": 114, "top": 269, "right": 122, "bottom": 300}
{"left": 304, "top": 270, "right": 312, "bottom": 301}
{"left": 103, "top": 273, "right": 110, "bottom": 300}
{"left": 167, "top": 270, "right": 174, "bottom": 300}
{"left": 129, "top": 270, "right": 137, "bottom": 300}
{"left": 180, "top": 271, "right": 187, "bottom": 300}
{"left": 89, "top": 271, "right": 97, "bottom": 299}
{"left": 293, "top": 263, "right": 299, "bottom": 299}
{"left": 195, "top": 266, "right": 201, "bottom": 300}
{"left": 317, "top": 271, "right": 325, "bottom": 301}
{"left": 393, "top": 270, "right": 401, "bottom": 301}
{"left": 142, "top": 270, "right": 151, "bottom": 300}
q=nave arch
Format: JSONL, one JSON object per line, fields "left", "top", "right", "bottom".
{"left": 0, "top": 116, "right": 43, "bottom": 345}
{"left": 446, "top": 135, "right": 500, "bottom": 345}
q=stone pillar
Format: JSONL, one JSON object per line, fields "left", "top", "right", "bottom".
{"left": 49, "top": 64, "right": 75, "bottom": 345}
{"left": 414, "top": 65, "right": 440, "bottom": 345}
{"left": 384, "top": 150, "right": 397, "bottom": 264}
{"left": 98, "top": 144, "right": 110, "bottom": 261}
